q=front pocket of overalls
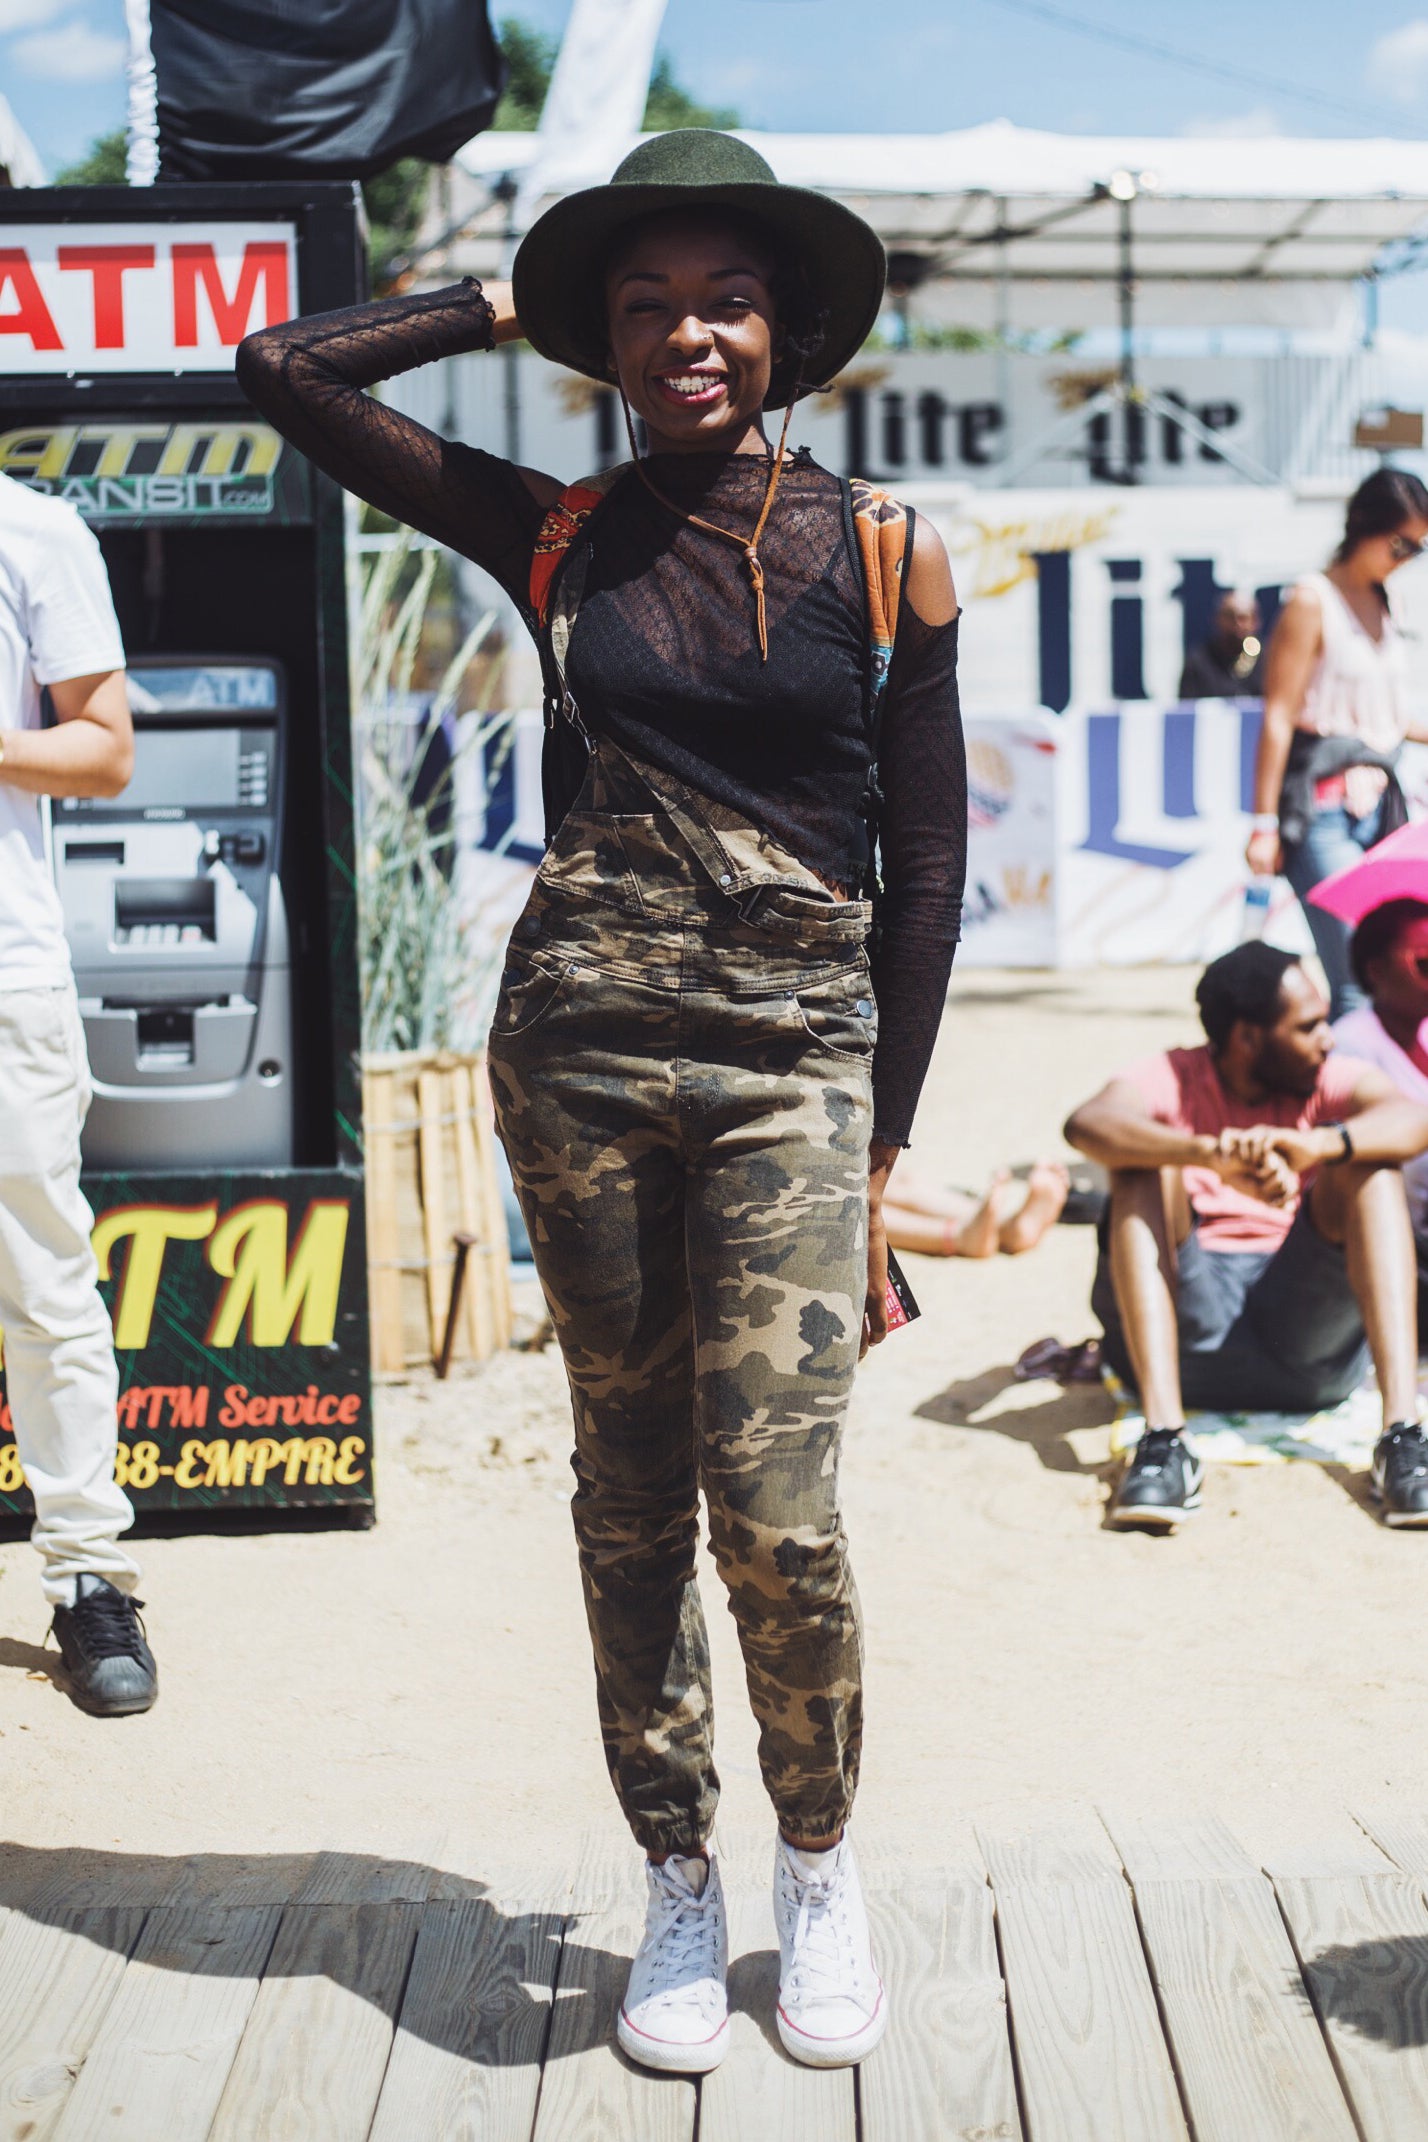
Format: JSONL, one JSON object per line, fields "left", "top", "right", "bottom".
{"left": 794, "top": 973, "right": 877, "bottom": 1061}
{"left": 492, "top": 955, "right": 575, "bottom": 1039}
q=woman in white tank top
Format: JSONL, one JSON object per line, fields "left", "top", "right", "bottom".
{"left": 1248, "top": 468, "right": 1428, "bottom": 1014}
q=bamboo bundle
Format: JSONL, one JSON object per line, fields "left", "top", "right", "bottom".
{"left": 362, "top": 1049, "right": 513, "bottom": 1375}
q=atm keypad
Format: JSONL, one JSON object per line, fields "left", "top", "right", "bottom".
{"left": 239, "top": 750, "right": 269, "bottom": 807}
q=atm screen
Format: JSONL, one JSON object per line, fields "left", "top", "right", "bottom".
{"left": 124, "top": 728, "right": 243, "bottom": 810}
{"left": 127, "top": 665, "right": 278, "bottom": 714}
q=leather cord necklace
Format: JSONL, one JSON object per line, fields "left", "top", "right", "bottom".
{"left": 619, "top": 389, "right": 795, "bottom": 663}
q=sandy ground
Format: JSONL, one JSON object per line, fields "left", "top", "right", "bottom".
{"left": 3, "top": 964, "right": 1423, "bottom": 1874}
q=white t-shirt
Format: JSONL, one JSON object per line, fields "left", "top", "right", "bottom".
{"left": 0, "top": 472, "right": 125, "bottom": 991}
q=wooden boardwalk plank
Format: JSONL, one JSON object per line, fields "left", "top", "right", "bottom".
{"left": 165, "top": 1854, "right": 323, "bottom": 1907}
{"left": 700, "top": 1886, "right": 855, "bottom": 2142}
{"left": 0, "top": 1907, "right": 145, "bottom": 2142}
{"left": 50, "top": 1904, "right": 280, "bottom": 2142}
{"left": 530, "top": 1862, "right": 695, "bottom": 2142}
{"left": 292, "top": 1843, "right": 443, "bottom": 1905}
{"left": 1100, "top": 1811, "right": 1259, "bottom": 1884}
{"left": 1132, "top": 1877, "right": 1357, "bottom": 2142}
{"left": 0, "top": 1850, "right": 182, "bottom": 1912}
{"left": 1352, "top": 1808, "right": 1428, "bottom": 1878}
{"left": 980, "top": 1819, "right": 1187, "bottom": 2142}
{"left": 207, "top": 1903, "right": 419, "bottom": 2142}
{"left": 978, "top": 1810, "right": 1125, "bottom": 1889}
{"left": 860, "top": 1876, "right": 1021, "bottom": 2142}
{"left": 369, "top": 1894, "right": 566, "bottom": 2142}
{"left": 1275, "top": 1872, "right": 1428, "bottom": 2142}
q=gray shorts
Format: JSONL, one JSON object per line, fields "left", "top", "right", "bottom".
{"left": 1092, "top": 1201, "right": 1369, "bottom": 1415}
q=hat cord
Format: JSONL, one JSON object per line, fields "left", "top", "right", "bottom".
{"left": 618, "top": 389, "right": 795, "bottom": 663}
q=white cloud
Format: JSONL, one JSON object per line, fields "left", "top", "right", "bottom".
{"left": 13, "top": 20, "right": 125, "bottom": 79}
{"left": 0, "top": 0, "right": 63, "bottom": 28}
{"left": 1180, "top": 106, "right": 1282, "bottom": 139}
{"left": 1366, "top": 19, "right": 1428, "bottom": 105}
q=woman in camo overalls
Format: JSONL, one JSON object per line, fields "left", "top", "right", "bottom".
{"left": 238, "top": 127, "right": 966, "bottom": 2077}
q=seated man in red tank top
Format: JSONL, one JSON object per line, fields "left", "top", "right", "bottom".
{"left": 1065, "top": 943, "right": 1428, "bottom": 1529}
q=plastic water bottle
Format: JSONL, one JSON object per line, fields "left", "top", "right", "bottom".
{"left": 1241, "top": 876, "right": 1273, "bottom": 943}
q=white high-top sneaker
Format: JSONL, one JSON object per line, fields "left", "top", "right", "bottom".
{"left": 617, "top": 1851, "right": 730, "bottom": 2074}
{"left": 773, "top": 1833, "right": 887, "bottom": 2067}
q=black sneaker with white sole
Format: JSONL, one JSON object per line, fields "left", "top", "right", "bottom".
{"left": 1371, "top": 1423, "right": 1428, "bottom": 1528}
{"left": 1109, "top": 1428, "right": 1203, "bottom": 1528}
{"left": 49, "top": 1575, "right": 157, "bottom": 1716}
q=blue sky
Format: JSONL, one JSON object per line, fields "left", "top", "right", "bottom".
{"left": 14, "top": 0, "right": 1428, "bottom": 173}
{"left": 10, "top": 0, "right": 1428, "bottom": 331}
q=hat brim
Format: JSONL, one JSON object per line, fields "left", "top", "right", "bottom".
{"left": 512, "top": 179, "right": 886, "bottom": 410}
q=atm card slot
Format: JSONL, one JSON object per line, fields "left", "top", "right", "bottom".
{"left": 65, "top": 841, "right": 125, "bottom": 864}
{"left": 114, "top": 877, "right": 215, "bottom": 947}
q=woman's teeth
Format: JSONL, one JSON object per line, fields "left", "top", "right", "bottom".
{"left": 661, "top": 374, "right": 725, "bottom": 398}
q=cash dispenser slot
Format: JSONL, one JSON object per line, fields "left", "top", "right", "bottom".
{"left": 88, "top": 997, "right": 260, "bottom": 1084}
{"left": 114, "top": 877, "right": 215, "bottom": 947}
{"left": 65, "top": 841, "right": 125, "bottom": 866}
{"left": 136, "top": 1006, "right": 194, "bottom": 1068}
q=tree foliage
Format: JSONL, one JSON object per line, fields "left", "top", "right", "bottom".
{"left": 493, "top": 17, "right": 560, "bottom": 128}
{"left": 54, "top": 129, "right": 127, "bottom": 184}
{"left": 493, "top": 15, "right": 739, "bottom": 131}
{"left": 642, "top": 54, "right": 739, "bottom": 131}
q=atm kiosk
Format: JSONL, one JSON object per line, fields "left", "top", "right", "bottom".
{"left": 0, "top": 183, "right": 372, "bottom": 1523}
{"left": 56, "top": 657, "right": 295, "bottom": 1168}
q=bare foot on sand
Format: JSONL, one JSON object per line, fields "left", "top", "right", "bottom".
{"left": 999, "top": 1161, "right": 1070, "bottom": 1255}
{"left": 956, "top": 1170, "right": 1015, "bottom": 1259}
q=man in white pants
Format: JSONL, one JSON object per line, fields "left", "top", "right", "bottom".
{"left": 0, "top": 469, "right": 157, "bottom": 1715}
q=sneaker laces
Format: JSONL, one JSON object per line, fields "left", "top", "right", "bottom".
{"left": 780, "top": 1851, "right": 865, "bottom": 2004}
{"left": 1135, "top": 1429, "right": 1183, "bottom": 1475}
{"left": 53, "top": 1587, "right": 149, "bottom": 1663}
{"left": 640, "top": 1863, "right": 720, "bottom": 2008}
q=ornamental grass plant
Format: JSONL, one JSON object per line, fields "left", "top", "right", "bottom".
{"left": 352, "top": 529, "right": 519, "bottom": 1055}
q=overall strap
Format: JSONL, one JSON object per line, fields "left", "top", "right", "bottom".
{"left": 530, "top": 465, "right": 628, "bottom": 840}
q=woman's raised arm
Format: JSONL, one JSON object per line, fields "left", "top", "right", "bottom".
{"left": 235, "top": 279, "right": 562, "bottom": 607}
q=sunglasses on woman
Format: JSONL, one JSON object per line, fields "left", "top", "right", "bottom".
{"left": 1389, "top": 533, "right": 1424, "bottom": 561}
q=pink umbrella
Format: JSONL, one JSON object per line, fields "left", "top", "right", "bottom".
{"left": 1307, "top": 820, "right": 1428, "bottom": 924}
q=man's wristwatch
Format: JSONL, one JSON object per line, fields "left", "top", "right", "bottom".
{"left": 1323, "top": 1122, "right": 1354, "bottom": 1164}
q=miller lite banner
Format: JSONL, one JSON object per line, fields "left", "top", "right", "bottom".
{"left": 0, "top": 223, "right": 294, "bottom": 373}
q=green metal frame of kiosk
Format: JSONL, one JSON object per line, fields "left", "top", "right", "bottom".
{"left": 0, "top": 182, "right": 373, "bottom": 1524}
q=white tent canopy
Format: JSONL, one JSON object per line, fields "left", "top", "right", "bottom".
{"left": 456, "top": 121, "right": 1428, "bottom": 331}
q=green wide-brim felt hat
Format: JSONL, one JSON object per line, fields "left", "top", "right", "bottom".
{"left": 512, "top": 129, "right": 886, "bottom": 409}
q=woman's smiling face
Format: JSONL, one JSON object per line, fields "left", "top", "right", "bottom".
{"left": 605, "top": 211, "right": 779, "bottom": 452}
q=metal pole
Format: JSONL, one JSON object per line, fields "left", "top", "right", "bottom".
{"left": 996, "top": 196, "right": 1012, "bottom": 465}
{"left": 1118, "top": 195, "right": 1135, "bottom": 397}
{"left": 1118, "top": 194, "right": 1138, "bottom": 484}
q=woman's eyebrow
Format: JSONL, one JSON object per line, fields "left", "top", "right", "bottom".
{"left": 616, "top": 263, "right": 766, "bottom": 289}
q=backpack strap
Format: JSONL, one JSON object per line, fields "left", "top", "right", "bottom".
{"left": 531, "top": 464, "right": 628, "bottom": 641}
{"left": 848, "top": 476, "right": 911, "bottom": 728}
{"left": 845, "top": 477, "right": 913, "bottom": 897}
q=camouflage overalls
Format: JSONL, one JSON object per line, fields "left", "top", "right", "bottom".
{"left": 488, "top": 737, "right": 873, "bottom": 1856}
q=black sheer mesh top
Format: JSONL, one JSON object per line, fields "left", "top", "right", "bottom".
{"left": 236, "top": 282, "right": 966, "bottom": 1145}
